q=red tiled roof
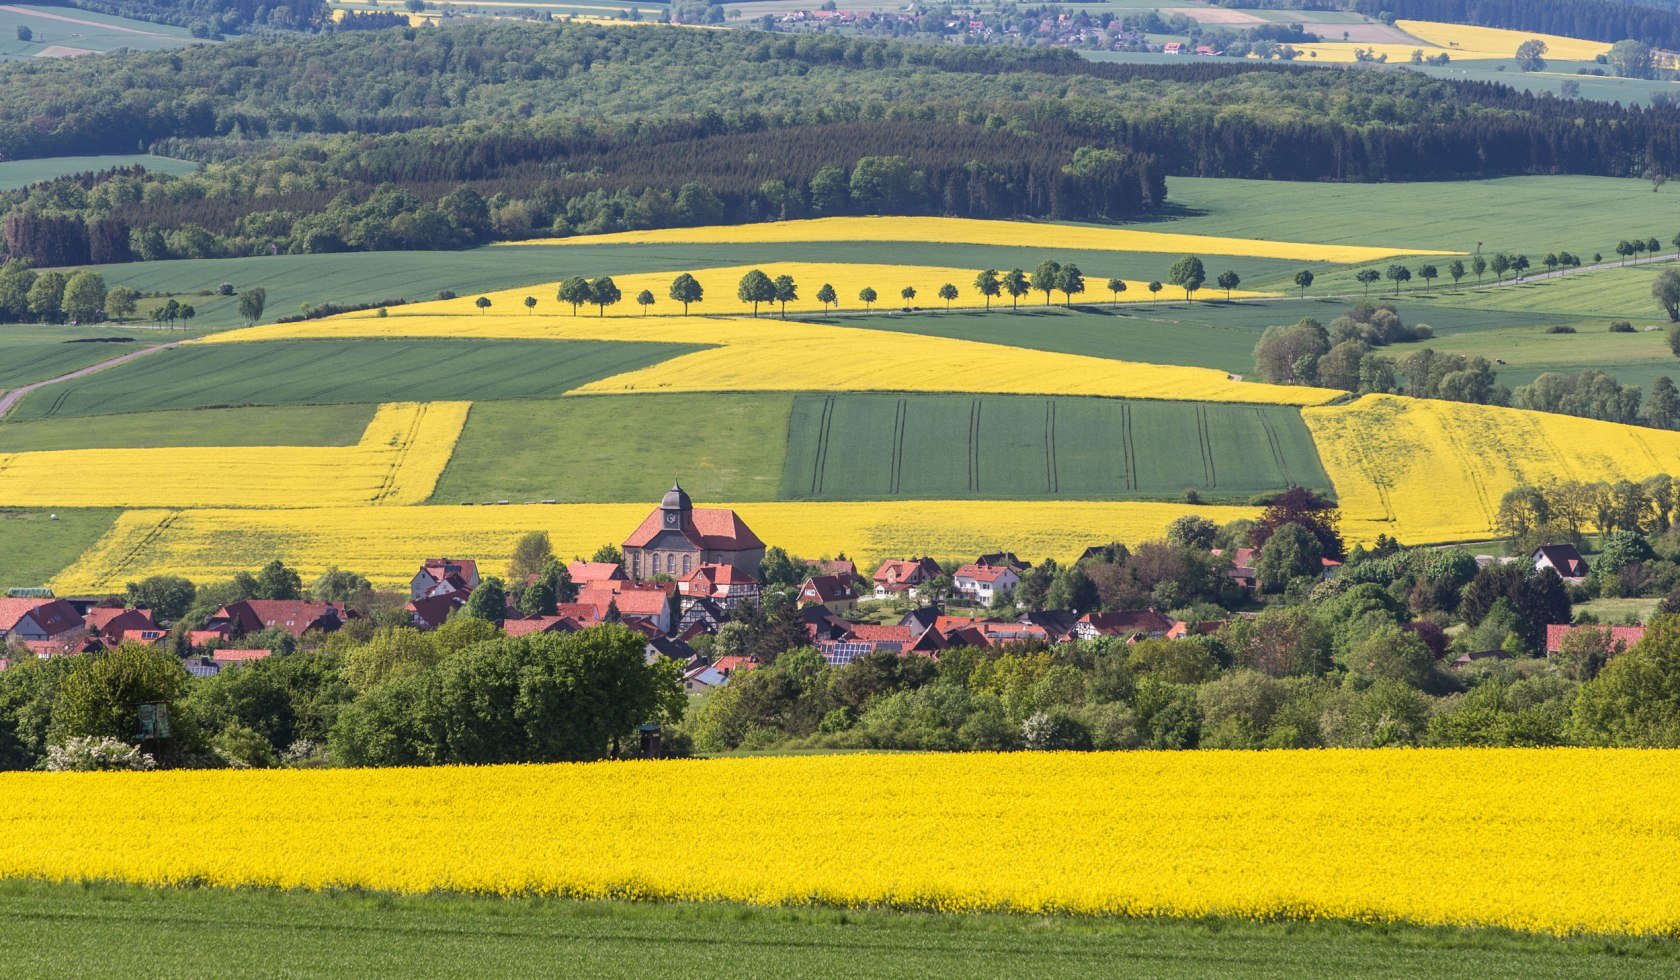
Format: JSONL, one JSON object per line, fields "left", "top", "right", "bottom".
{"left": 212, "top": 648, "right": 273, "bottom": 663}
{"left": 712, "top": 655, "right": 760, "bottom": 675}
{"left": 503, "top": 616, "right": 581, "bottom": 637}
{"left": 1544, "top": 624, "right": 1645, "bottom": 655}
{"left": 848, "top": 624, "right": 912, "bottom": 644}
{"left": 419, "top": 558, "right": 478, "bottom": 582}
{"left": 1080, "top": 610, "right": 1175, "bottom": 634}
{"left": 682, "top": 563, "right": 758, "bottom": 587}
{"left": 225, "top": 599, "right": 346, "bottom": 637}
{"left": 954, "top": 564, "right": 1013, "bottom": 583}
{"left": 0, "top": 598, "right": 82, "bottom": 637}
{"left": 623, "top": 506, "right": 764, "bottom": 551}
{"left": 579, "top": 586, "right": 670, "bottom": 618}
{"left": 567, "top": 561, "right": 625, "bottom": 583}
{"left": 407, "top": 593, "right": 465, "bottom": 629}
{"left": 799, "top": 575, "right": 855, "bottom": 603}
{"left": 556, "top": 603, "right": 603, "bottom": 625}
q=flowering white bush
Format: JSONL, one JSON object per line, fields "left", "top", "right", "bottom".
{"left": 44, "top": 736, "right": 157, "bottom": 772}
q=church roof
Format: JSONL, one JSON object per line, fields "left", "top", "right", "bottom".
{"left": 623, "top": 506, "right": 764, "bottom": 551}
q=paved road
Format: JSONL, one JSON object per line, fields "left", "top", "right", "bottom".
{"left": 0, "top": 342, "right": 178, "bottom": 420}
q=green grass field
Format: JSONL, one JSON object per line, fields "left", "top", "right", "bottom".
{"left": 2, "top": 881, "right": 1675, "bottom": 979}
{"left": 780, "top": 393, "right": 1328, "bottom": 502}
{"left": 1152, "top": 175, "right": 1674, "bottom": 269}
{"left": 0, "top": 4, "right": 198, "bottom": 59}
{"left": 1418, "top": 264, "right": 1675, "bottom": 320}
{"left": 6, "top": 340, "right": 700, "bottom": 420}
{"left": 0, "top": 154, "right": 196, "bottom": 191}
{"left": 432, "top": 394, "right": 793, "bottom": 503}
{"left": 0, "top": 508, "right": 119, "bottom": 590}
{"left": 1425, "top": 324, "right": 1679, "bottom": 389}
{"left": 0, "top": 404, "right": 375, "bottom": 451}
{"left": 0, "top": 329, "right": 153, "bottom": 392}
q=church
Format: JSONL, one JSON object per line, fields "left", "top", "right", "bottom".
{"left": 622, "top": 482, "right": 766, "bottom": 582}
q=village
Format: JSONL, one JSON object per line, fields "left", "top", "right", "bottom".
{"left": 0, "top": 483, "right": 1640, "bottom": 689}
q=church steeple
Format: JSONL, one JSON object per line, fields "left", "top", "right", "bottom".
{"left": 660, "top": 480, "right": 692, "bottom": 526}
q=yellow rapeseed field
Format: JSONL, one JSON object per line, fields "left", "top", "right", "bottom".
{"left": 0, "top": 402, "right": 466, "bottom": 510}
{"left": 513, "top": 216, "right": 1450, "bottom": 264}
{"left": 1396, "top": 20, "right": 1612, "bottom": 62}
{"left": 200, "top": 315, "right": 1339, "bottom": 406}
{"left": 2, "top": 750, "right": 1679, "bottom": 936}
{"left": 1305, "top": 394, "right": 1680, "bottom": 544}
{"left": 50, "top": 499, "right": 1255, "bottom": 592}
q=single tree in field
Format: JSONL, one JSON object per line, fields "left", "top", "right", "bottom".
{"left": 559, "top": 276, "right": 592, "bottom": 315}
{"left": 859, "top": 286, "right": 877, "bottom": 311}
{"left": 1107, "top": 277, "right": 1127, "bottom": 302}
{"left": 1147, "top": 280, "right": 1162, "bottom": 302}
{"left": 974, "top": 269, "right": 1000, "bottom": 310}
{"left": 1513, "top": 254, "right": 1530, "bottom": 277}
{"left": 737, "top": 269, "right": 775, "bottom": 317}
{"left": 1003, "top": 269, "right": 1029, "bottom": 310}
{"left": 106, "top": 286, "right": 139, "bottom": 322}
{"left": 1649, "top": 237, "right": 1662, "bottom": 259}
{"left": 1418, "top": 264, "right": 1438, "bottom": 291}
{"left": 1167, "top": 255, "right": 1205, "bottom": 301}
{"left": 1216, "top": 270, "right": 1240, "bottom": 300}
{"left": 900, "top": 285, "right": 917, "bottom": 306}
{"left": 668, "top": 273, "right": 703, "bottom": 315}
{"left": 1385, "top": 264, "right": 1411, "bottom": 296}
{"left": 61, "top": 270, "right": 106, "bottom": 323}
{"left": 590, "top": 276, "right": 620, "bottom": 316}
{"left": 1031, "top": 260, "right": 1061, "bottom": 305}
{"left": 1617, "top": 240, "right": 1634, "bottom": 265}
{"left": 1448, "top": 259, "right": 1465, "bottom": 290}
{"left": 1293, "top": 269, "right": 1314, "bottom": 298}
{"left": 938, "top": 283, "right": 959, "bottom": 309}
{"left": 1472, "top": 255, "right": 1488, "bottom": 283}
{"left": 237, "top": 287, "right": 266, "bottom": 326}
{"left": 816, "top": 283, "right": 837, "bottom": 312}
{"left": 636, "top": 289, "right": 655, "bottom": 315}
{"left": 1543, "top": 253, "right": 1559, "bottom": 274}
{"left": 523, "top": 295, "right": 537, "bottom": 314}
{"left": 773, "top": 274, "right": 798, "bottom": 317}
{"left": 16, "top": 25, "right": 30, "bottom": 42}
{"left": 1514, "top": 38, "right": 1547, "bottom": 72}
{"left": 1490, "top": 253, "right": 1511, "bottom": 282}
{"left": 475, "top": 296, "right": 492, "bottom": 310}
{"left": 1055, "top": 264, "right": 1084, "bottom": 307}
{"left": 1654, "top": 267, "right": 1680, "bottom": 322}
{"left": 1355, "top": 268, "right": 1380, "bottom": 296}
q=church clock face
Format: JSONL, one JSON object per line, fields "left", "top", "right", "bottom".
{"left": 665, "top": 512, "right": 678, "bottom": 526}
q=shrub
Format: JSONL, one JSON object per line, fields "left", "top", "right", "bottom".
{"left": 44, "top": 736, "right": 156, "bottom": 772}
{"left": 1610, "top": 321, "right": 1636, "bottom": 333}
{"left": 437, "top": 289, "right": 457, "bottom": 301}
{"left": 1545, "top": 325, "right": 1577, "bottom": 334}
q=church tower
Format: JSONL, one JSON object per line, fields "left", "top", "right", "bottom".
{"left": 659, "top": 480, "right": 693, "bottom": 531}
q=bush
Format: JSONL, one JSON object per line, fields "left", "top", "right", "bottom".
{"left": 1610, "top": 320, "right": 1636, "bottom": 332}
{"left": 437, "top": 289, "right": 457, "bottom": 300}
{"left": 1545, "top": 325, "right": 1576, "bottom": 334}
{"left": 45, "top": 736, "right": 156, "bottom": 771}
{"left": 218, "top": 282, "right": 235, "bottom": 296}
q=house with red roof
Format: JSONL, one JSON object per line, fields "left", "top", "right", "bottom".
{"left": 1545, "top": 623, "right": 1644, "bottom": 657}
{"left": 577, "top": 583, "right": 675, "bottom": 633}
{"left": 711, "top": 655, "right": 761, "bottom": 678}
{"left": 797, "top": 574, "right": 857, "bottom": 613}
{"left": 1533, "top": 545, "right": 1590, "bottom": 583}
{"left": 503, "top": 615, "right": 583, "bottom": 638}
{"left": 623, "top": 482, "right": 765, "bottom": 583}
{"left": 211, "top": 648, "right": 273, "bottom": 669}
{"left": 199, "top": 599, "right": 349, "bottom": 641}
{"left": 953, "top": 563, "right": 1020, "bottom": 604}
{"left": 81, "top": 606, "right": 165, "bottom": 646}
{"left": 872, "top": 557, "right": 942, "bottom": 598}
{"left": 0, "top": 598, "right": 83, "bottom": 643}
{"left": 1075, "top": 609, "right": 1175, "bottom": 641}
{"left": 567, "top": 561, "right": 626, "bottom": 585}
{"left": 678, "top": 563, "right": 760, "bottom": 610}
{"left": 407, "top": 593, "right": 467, "bottom": 630}
{"left": 410, "top": 558, "right": 480, "bottom": 600}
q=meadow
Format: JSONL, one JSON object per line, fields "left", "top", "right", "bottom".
{"left": 4, "top": 881, "right": 1675, "bottom": 980}
{"left": 3, "top": 750, "right": 1680, "bottom": 937}
{"left": 779, "top": 394, "right": 1329, "bottom": 502}
{"left": 0, "top": 4, "right": 198, "bottom": 59}
{"left": 0, "top": 405, "right": 376, "bottom": 452}
{"left": 0, "top": 330, "right": 151, "bottom": 393}
{"left": 0, "top": 508, "right": 119, "bottom": 591}
{"left": 51, "top": 500, "right": 1259, "bottom": 591}
{"left": 5, "top": 340, "right": 699, "bottom": 420}
{"left": 432, "top": 394, "right": 794, "bottom": 503}
{"left": 0, "top": 153, "right": 195, "bottom": 191}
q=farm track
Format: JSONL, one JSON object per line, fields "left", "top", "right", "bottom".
{"left": 0, "top": 342, "right": 178, "bottom": 421}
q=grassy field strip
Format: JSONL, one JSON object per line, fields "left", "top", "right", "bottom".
{"left": 203, "top": 315, "right": 1341, "bottom": 406}
{"left": 5, "top": 340, "right": 698, "bottom": 420}
{"left": 0, "top": 405, "right": 377, "bottom": 452}
{"left": 0, "top": 153, "right": 195, "bottom": 190}
{"left": 7, "top": 883, "right": 1676, "bottom": 979}
{"left": 778, "top": 393, "right": 1330, "bottom": 501}
{"left": 513, "top": 216, "right": 1454, "bottom": 263}
{"left": 49, "top": 499, "right": 1259, "bottom": 592}
{"left": 3, "top": 751, "right": 1679, "bottom": 937}
{"left": 0, "top": 508, "right": 120, "bottom": 591}
{"left": 0, "top": 403, "right": 466, "bottom": 509}
{"left": 1304, "top": 394, "right": 1680, "bottom": 544}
